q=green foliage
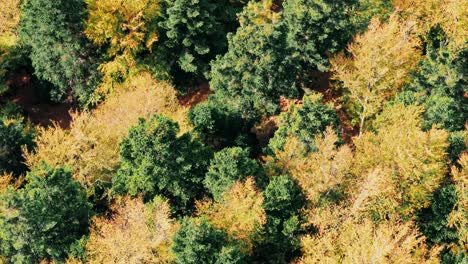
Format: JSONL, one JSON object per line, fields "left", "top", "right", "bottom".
{"left": 418, "top": 184, "right": 459, "bottom": 245}
{"left": 397, "top": 39, "right": 467, "bottom": 132}
{"left": 256, "top": 175, "right": 305, "bottom": 263}
{"left": 20, "top": 0, "right": 101, "bottom": 105}
{"left": 188, "top": 96, "right": 257, "bottom": 150}
{"left": 209, "top": 0, "right": 299, "bottom": 119}
{"left": 0, "top": 164, "right": 91, "bottom": 263}
{"left": 172, "top": 217, "right": 247, "bottom": 264}
{"left": 0, "top": 118, "right": 35, "bottom": 176}
{"left": 283, "top": 0, "right": 357, "bottom": 74}
{"left": 112, "top": 115, "right": 212, "bottom": 212}
{"left": 448, "top": 131, "right": 467, "bottom": 165}
{"left": 204, "top": 147, "right": 261, "bottom": 201}
{"left": 351, "top": 0, "right": 394, "bottom": 33}
{"left": 268, "top": 93, "right": 340, "bottom": 155}
{"left": 156, "top": 0, "right": 240, "bottom": 83}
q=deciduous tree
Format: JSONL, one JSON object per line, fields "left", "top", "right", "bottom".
{"left": 86, "top": 196, "right": 178, "bottom": 263}
{"left": 197, "top": 177, "right": 266, "bottom": 252}
{"left": 332, "top": 15, "right": 421, "bottom": 135}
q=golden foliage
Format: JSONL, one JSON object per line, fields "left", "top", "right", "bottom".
{"left": 392, "top": 0, "right": 468, "bottom": 49}
{"left": 86, "top": 197, "right": 178, "bottom": 263}
{"left": 352, "top": 104, "right": 448, "bottom": 219}
{"left": 85, "top": 0, "right": 160, "bottom": 93}
{"left": 332, "top": 15, "right": 421, "bottom": 135}
{"left": 448, "top": 152, "right": 468, "bottom": 254}
{"left": 267, "top": 127, "right": 353, "bottom": 204}
{"left": 0, "top": 0, "right": 20, "bottom": 36}
{"left": 300, "top": 215, "right": 440, "bottom": 264}
{"left": 25, "top": 72, "right": 188, "bottom": 191}
{"left": 196, "top": 177, "right": 266, "bottom": 252}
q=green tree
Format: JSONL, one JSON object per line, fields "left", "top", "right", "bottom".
{"left": 20, "top": 0, "right": 101, "bottom": 105}
{"left": 112, "top": 115, "right": 212, "bottom": 212}
{"left": 283, "top": 0, "right": 356, "bottom": 75}
{"left": 256, "top": 175, "right": 305, "bottom": 263}
{"left": 396, "top": 38, "right": 467, "bottom": 132}
{"left": 0, "top": 164, "right": 91, "bottom": 263}
{"left": 188, "top": 96, "right": 257, "bottom": 150}
{"left": 268, "top": 93, "right": 340, "bottom": 155}
{"left": 156, "top": 0, "right": 241, "bottom": 84}
{"left": 209, "top": 0, "right": 299, "bottom": 119}
{"left": 0, "top": 118, "right": 35, "bottom": 176}
{"left": 204, "top": 147, "right": 261, "bottom": 201}
{"left": 172, "top": 217, "right": 247, "bottom": 264}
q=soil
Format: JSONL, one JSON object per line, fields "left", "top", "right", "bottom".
{"left": 2, "top": 69, "right": 75, "bottom": 129}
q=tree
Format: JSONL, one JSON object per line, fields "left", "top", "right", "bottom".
{"left": 197, "top": 177, "right": 266, "bottom": 252}
{"left": 256, "top": 174, "right": 305, "bottom": 262}
{"left": 86, "top": 196, "right": 178, "bottom": 263}
{"left": 209, "top": 0, "right": 299, "bottom": 119}
{"left": 0, "top": 0, "right": 20, "bottom": 36}
{"left": 396, "top": 40, "right": 467, "bottom": 132}
{"left": 268, "top": 93, "right": 341, "bottom": 155}
{"left": 85, "top": 0, "right": 160, "bottom": 94}
{"left": 204, "top": 147, "right": 261, "bottom": 200}
{"left": 282, "top": 0, "right": 356, "bottom": 74}
{"left": 20, "top": 0, "right": 101, "bottom": 105}
{"left": 300, "top": 217, "right": 441, "bottom": 263}
{"left": 172, "top": 217, "right": 248, "bottom": 264}
{"left": 0, "top": 118, "right": 35, "bottom": 176}
{"left": 447, "top": 153, "right": 468, "bottom": 260}
{"left": 188, "top": 96, "right": 257, "bottom": 150}
{"left": 112, "top": 115, "right": 212, "bottom": 212}
{"left": 331, "top": 15, "right": 421, "bottom": 135}
{"left": 25, "top": 73, "right": 187, "bottom": 195}
{"left": 156, "top": 0, "right": 240, "bottom": 84}
{"left": 351, "top": 0, "right": 393, "bottom": 33}
{"left": 0, "top": 164, "right": 91, "bottom": 263}
{"left": 267, "top": 127, "right": 353, "bottom": 205}
{"left": 352, "top": 104, "right": 448, "bottom": 220}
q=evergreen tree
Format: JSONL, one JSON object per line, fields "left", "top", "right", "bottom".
{"left": 0, "top": 118, "right": 35, "bottom": 176}
{"left": 112, "top": 115, "right": 212, "bottom": 212}
{"left": 209, "top": 0, "right": 299, "bottom": 119}
{"left": 0, "top": 164, "right": 91, "bottom": 263}
{"left": 20, "top": 0, "right": 101, "bottom": 105}
{"left": 268, "top": 93, "right": 341, "bottom": 155}
{"left": 256, "top": 175, "right": 305, "bottom": 263}
{"left": 172, "top": 217, "right": 247, "bottom": 264}
{"left": 156, "top": 0, "right": 241, "bottom": 84}
{"left": 283, "top": 0, "right": 356, "bottom": 74}
{"left": 397, "top": 38, "right": 467, "bottom": 132}
{"left": 204, "top": 147, "right": 261, "bottom": 201}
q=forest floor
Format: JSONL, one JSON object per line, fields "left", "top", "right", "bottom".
{"left": 2, "top": 69, "right": 74, "bottom": 128}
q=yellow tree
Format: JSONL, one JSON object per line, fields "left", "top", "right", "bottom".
{"left": 448, "top": 152, "right": 468, "bottom": 255}
{"left": 300, "top": 215, "right": 440, "bottom": 264}
{"left": 392, "top": 0, "right": 468, "bottom": 49}
{"left": 85, "top": 0, "right": 160, "bottom": 93}
{"left": 196, "top": 177, "right": 266, "bottom": 252}
{"left": 331, "top": 14, "right": 421, "bottom": 136}
{"left": 24, "top": 73, "right": 188, "bottom": 193}
{"left": 86, "top": 197, "right": 178, "bottom": 263}
{"left": 351, "top": 104, "right": 448, "bottom": 220}
{"left": 0, "top": 0, "right": 20, "bottom": 36}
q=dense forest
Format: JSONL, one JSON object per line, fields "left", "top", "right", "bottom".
{"left": 0, "top": 0, "right": 466, "bottom": 263}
